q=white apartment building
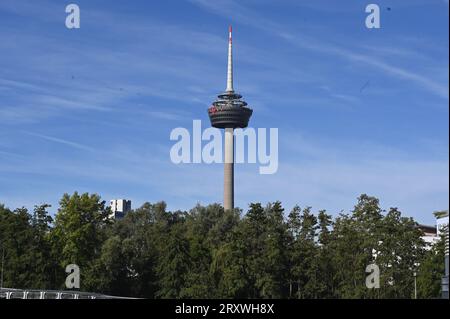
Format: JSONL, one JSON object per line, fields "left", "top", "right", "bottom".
{"left": 109, "top": 199, "right": 131, "bottom": 220}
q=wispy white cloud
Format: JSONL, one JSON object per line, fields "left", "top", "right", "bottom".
{"left": 0, "top": 150, "right": 24, "bottom": 159}
{"left": 331, "top": 49, "right": 448, "bottom": 99}
{"left": 0, "top": 0, "right": 447, "bottom": 224}
{"left": 189, "top": 0, "right": 449, "bottom": 100}
{"left": 22, "top": 131, "right": 95, "bottom": 153}
{"left": 2, "top": 127, "right": 447, "bottom": 224}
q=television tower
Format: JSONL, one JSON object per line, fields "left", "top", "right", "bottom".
{"left": 208, "top": 26, "right": 253, "bottom": 211}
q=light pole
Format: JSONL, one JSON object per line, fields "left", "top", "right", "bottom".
{"left": 1, "top": 244, "right": 4, "bottom": 289}
{"left": 413, "top": 272, "right": 417, "bottom": 299}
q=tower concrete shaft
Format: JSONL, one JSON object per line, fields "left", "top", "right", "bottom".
{"left": 224, "top": 127, "right": 234, "bottom": 211}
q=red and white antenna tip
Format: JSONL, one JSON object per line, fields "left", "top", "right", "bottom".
{"left": 229, "top": 25, "right": 232, "bottom": 34}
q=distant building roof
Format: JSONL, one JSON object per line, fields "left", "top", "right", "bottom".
{"left": 434, "top": 210, "right": 449, "bottom": 219}
{"left": 417, "top": 224, "right": 437, "bottom": 235}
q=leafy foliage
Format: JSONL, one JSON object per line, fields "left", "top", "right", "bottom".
{"left": 0, "top": 193, "right": 445, "bottom": 299}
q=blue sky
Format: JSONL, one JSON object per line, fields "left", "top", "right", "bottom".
{"left": 0, "top": 0, "right": 448, "bottom": 224}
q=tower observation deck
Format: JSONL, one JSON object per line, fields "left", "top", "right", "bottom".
{"left": 207, "top": 26, "right": 253, "bottom": 211}
{"left": 208, "top": 26, "right": 253, "bottom": 129}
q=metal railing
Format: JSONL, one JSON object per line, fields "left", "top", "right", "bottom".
{"left": 0, "top": 288, "right": 135, "bottom": 299}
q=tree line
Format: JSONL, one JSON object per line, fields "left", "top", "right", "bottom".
{"left": 0, "top": 192, "right": 446, "bottom": 298}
